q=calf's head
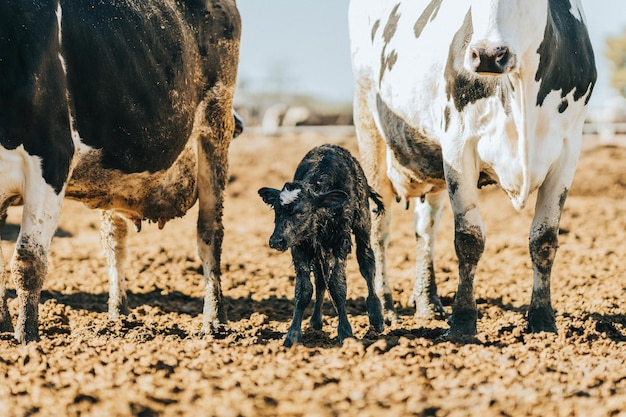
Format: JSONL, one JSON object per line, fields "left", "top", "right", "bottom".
{"left": 258, "top": 182, "right": 348, "bottom": 252}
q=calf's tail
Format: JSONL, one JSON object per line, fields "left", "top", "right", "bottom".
{"left": 368, "top": 188, "right": 385, "bottom": 216}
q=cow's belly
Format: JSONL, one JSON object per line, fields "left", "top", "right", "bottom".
{"left": 65, "top": 139, "right": 198, "bottom": 224}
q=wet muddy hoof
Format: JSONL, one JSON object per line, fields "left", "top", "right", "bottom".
{"left": 526, "top": 306, "right": 557, "bottom": 333}
{"left": 446, "top": 310, "right": 477, "bottom": 337}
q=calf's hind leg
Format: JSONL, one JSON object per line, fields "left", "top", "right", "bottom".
{"left": 354, "top": 225, "right": 384, "bottom": 333}
{"left": 326, "top": 259, "right": 353, "bottom": 343}
{"left": 285, "top": 257, "right": 313, "bottom": 347}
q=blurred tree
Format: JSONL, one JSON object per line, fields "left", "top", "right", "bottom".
{"left": 606, "top": 29, "right": 626, "bottom": 97}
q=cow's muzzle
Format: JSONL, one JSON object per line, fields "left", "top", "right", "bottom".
{"left": 468, "top": 45, "right": 515, "bottom": 75}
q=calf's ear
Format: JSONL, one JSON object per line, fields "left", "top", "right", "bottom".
{"left": 315, "top": 190, "right": 348, "bottom": 209}
{"left": 258, "top": 187, "right": 280, "bottom": 206}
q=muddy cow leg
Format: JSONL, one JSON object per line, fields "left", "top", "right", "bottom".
{"left": 410, "top": 191, "right": 448, "bottom": 320}
{"left": 445, "top": 161, "right": 485, "bottom": 337}
{"left": 526, "top": 162, "right": 574, "bottom": 333}
{"left": 196, "top": 86, "right": 237, "bottom": 334}
{"left": 285, "top": 255, "right": 313, "bottom": 347}
{"left": 0, "top": 197, "right": 14, "bottom": 332}
{"left": 354, "top": 80, "right": 397, "bottom": 324}
{"left": 13, "top": 184, "right": 64, "bottom": 343}
{"left": 100, "top": 210, "right": 130, "bottom": 320}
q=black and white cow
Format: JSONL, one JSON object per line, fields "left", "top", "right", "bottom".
{"left": 349, "top": 0, "right": 596, "bottom": 336}
{"left": 0, "top": 0, "right": 241, "bottom": 343}
{"left": 259, "top": 144, "right": 385, "bottom": 346}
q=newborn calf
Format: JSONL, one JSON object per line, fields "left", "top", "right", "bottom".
{"left": 258, "top": 144, "right": 384, "bottom": 346}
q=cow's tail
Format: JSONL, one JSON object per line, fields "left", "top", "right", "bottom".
{"left": 368, "top": 187, "right": 385, "bottom": 216}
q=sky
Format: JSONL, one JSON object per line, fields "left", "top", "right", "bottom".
{"left": 235, "top": 0, "right": 626, "bottom": 109}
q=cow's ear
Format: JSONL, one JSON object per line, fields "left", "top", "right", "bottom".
{"left": 258, "top": 187, "right": 280, "bottom": 207}
{"left": 315, "top": 190, "right": 348, "bottom": 209}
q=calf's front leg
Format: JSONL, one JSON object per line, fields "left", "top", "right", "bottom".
{"left": 285, "top": 257, "right": 313, "bottom": 347}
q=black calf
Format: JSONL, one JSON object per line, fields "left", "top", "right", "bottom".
{"left": 259, "top": 144, "right": 385, "bottom": 346}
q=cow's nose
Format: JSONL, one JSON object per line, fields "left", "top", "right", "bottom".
{"left": 469, "top": 45, "right": 514, "bottom": 74}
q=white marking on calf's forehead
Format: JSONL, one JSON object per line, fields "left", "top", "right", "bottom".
{"left": 279, "top": 188, "right": 301, "bottom": 206}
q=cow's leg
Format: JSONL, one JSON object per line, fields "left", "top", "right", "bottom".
{"left": 354, "top": 223, "right": 384, "bottom": 333}
{"left": 354, "top": 84, "right": 397, "bottom": 323}
{"left": 13, "top": 186, "right": 63, "bottom": 343}
{"left": 445, "top": 163, "right": 485, "bottom": 337}
{"left": 526, "top": 162, "right": 574, "bottom": 333}
{"left": 326, "top": 258, "right": 353, "bottom": 344}
{"left": 197, "top": 97, "right": 234, "bottom": 335}
{"left": 0, "top": 246, "right": 12, "bottom": 333}
{"left": 285, "top": 257, "right": 313, "bottom": 347}
{"left": 100, "top": 210, "right": 130, "bottom": 320}
{"left": 410, "top": 191, "right": 448, "bottom": 320}
{"left": 309, "top": 261, "right": 326, "bottom": 331}
{"left": 0, "top": 197, "right": 14, "bottom": 333}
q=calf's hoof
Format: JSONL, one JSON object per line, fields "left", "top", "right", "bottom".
{"left": 309, "top": 314, "right": 323, "bottom": 331}
{"left": 284, "top": 328, "right": 302, "bottom": 347}
{"left": 366, "top": 295, "right": 384, "bottom": 333}
{"left": 337, "top": 323, "right": 354, "bottom": 344}
{"left": 526, "top": 305, "right": 557, "bottom": 333}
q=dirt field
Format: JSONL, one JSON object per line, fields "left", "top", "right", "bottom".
{"left": 1, "top": 130, "right": 625, "bottom": 417}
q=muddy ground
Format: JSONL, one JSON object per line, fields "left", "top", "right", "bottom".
{"left": 1, "top": 130, "right": 625, "bottom": 417}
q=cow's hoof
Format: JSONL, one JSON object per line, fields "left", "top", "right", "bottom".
{"left": 108, "top": 301, "right": 130, "bottom": 321}
{"left": 446, "top": 309, "right": 478, "bottom": 337}
{"left": 380, "top": 293, "right": 399, "bottom": 325}
{"left": 201, "top": 321, "right": 228, "bottom": 337}
{"left": 14, "top": 326, "right": 39, "bottom": 344}
{"left": 526, "top": 305, "right": 557, "bottom": 333}
{"left": 412, "top": 293, "right": 449, "bottom": 321}
{"left": 0, "top": 309, "right": 13, "bottom": 333}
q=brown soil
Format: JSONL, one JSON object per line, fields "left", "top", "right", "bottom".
{"left": 1, "top": 131, "right": 625, "bottom": 417}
